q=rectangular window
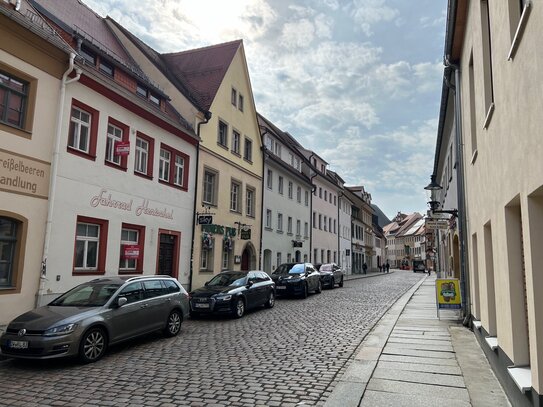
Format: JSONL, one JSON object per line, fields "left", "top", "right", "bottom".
{"left": 266, "top": 209, "right": 272, "bottom": 229}
{"left": 203, "top": 169, "right": 218, "bottom": 205}
{"left": 159, "top": 148, "right": 170, "bottom": 182}
{"left": 74, "top": 216, "right": 107, "bottom": 273}
{"left": 325, "top": 190, "right": 328, "bottom": 201}
{"left": 0, "top": 217, "right": 18, "bottom": 288}
{"left": 274, "top": 143, "right": 281, "bottom": 157}
{"left": 136, "top": 83, "right": 147, "bottom": 98}
{"left": 80, "top": 45, "right": 96, "bottom": 65}
{"left": 149, "top": 92, "right": 160, "bottom": 106}
{"left": 287, "top": 217, "right": 293, "bottom": 234}
{"left": 305, "top": 190, "right": 309, "bottom": 206}
{"left": 238, "top": 94, "right": 244, "bottom": 112}
{"left": 231, "top": 88, "right": 237, "bottom": 107}
{"left": 200, "top": 248, "right": 209, "bottom": 270}
{"left": 288, "top": 181, "right": 293, "bottom": 199}
{"left": 304, "top": 222, "right": 309, "bottom": 238}
{"left": 267, "top": 169, "right": 273, "bottom": 189}
{"left": 99, "top": 59, "right": 114, "bottom": 76}
{"left": 119, "top": 224, "right": 145, "bottom": 273}
{"left": 69, "top": 106, "right": 91, "bottom": 153}
{"left": 313, "top": 249, "right": 318, "bottom": 263}
{"left": 230, "top": 180, "right": 241, "bottom": 212}
{"left": 481, "top": 0, "right": 495, "bottom": 126}
{"left": 222, "top": 249, "right": 229, "bottom": 270}
{"left": 319, "top": 187, "right": 322, "bottom": 198}
{"left": 218, "top": 120, "right": 228, "bottom": 147}
{"left": 287, "top": 253, "right": 292, "bottom": 263}
{"left": 265, "top": 135, "right": 273, "bottom": 150}
{"left": 174, "top": 155, "right": 185, "bottom": 186}
{"left": 319, "top": 214, "right": 322, "bottom": 230}
{"left": 244, "top": 138, "right": 253, "bottom": 162}
{"left": 105, "top": 123, "right": 123, "bottom": 166}
{"left": 324, "top": 216, "right": 328, "bottom": 232}
{"left": 0, "top": 70, "right": 28, "bottom": 129}
{"left": 297, "top": 186, "right": 302, "bottom": 203}
{"left": 134, "top": 132, "right": 154, "bottom": 178}
{"left": 232, "top": 130, "right": 241, "bottom": 154}
{"left": 278, "top": 176, "right": 284, "bottom": 195}
{"left": 296, "top": 220, "right": 301, "bottom": 236}
{"left": 246, "top": 187, "right": 255, "bottom": 217}
{"left": 276, "top": 252, "right": 282, "bottom": 266}
{"left": 313, "top": 212, "right": 316, "bottom": 228}
{"left": 277, "top": 213, "right": 283, "bottom": 232}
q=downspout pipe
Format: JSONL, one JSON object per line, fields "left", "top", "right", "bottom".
{"left": 38, "top": 53, "right": 81, "bottom": 307}
{"left": 445, "top": 55, "right": 471, "bottom": 326}
{"left": 188, "top": 111, "right": 211, "bottom": 292}
{"left": 308, "top": 152, "right": 317, "bottom": 263}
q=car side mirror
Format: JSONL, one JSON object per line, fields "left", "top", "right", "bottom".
{"left": 204, "top": 281, "right": 209, "bottom": 286}
{"left": 246, "top": 280, "right": 254, "bottom": 287}
{"left": 117, "top": 297, "right": 128, "bottom": 307}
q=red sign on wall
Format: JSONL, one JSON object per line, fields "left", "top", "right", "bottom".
{"left": 123, "top": 244, "right": 140, "bottom": 259}
{"left": 115, "top": 141, "right": 130, "bottom": 156}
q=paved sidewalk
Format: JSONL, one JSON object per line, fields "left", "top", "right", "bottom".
{"left": 325, "top": 274, "right": 511, "bottom": 407}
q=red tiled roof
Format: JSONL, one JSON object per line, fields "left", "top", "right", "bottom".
{"left": 32, "top": 0, "right": 133, "bottom": 67}
{"left": 162, "top": 40, "right": 242, "bottom": 111}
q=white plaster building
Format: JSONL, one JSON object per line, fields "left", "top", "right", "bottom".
{"left": 338, "top": 192, "right": 352, "bottom": 274}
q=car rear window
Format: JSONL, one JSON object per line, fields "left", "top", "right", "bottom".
{"left": 163, "top": 279, "right": 181, "bottom": 293}
{"left": 143, "top": 280, "right": 167, "bottom": 298}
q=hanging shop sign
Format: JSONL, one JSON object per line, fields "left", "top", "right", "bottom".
{"left": 240, "top": 228, "right": 251, "bottom": 240}
{"left": 292, "top": 240, "right": 303, "bottom": 248}
{"left": 201, "top": 224, "right": 236, "bottom": 237}
{"left": 198, "top": 215, "right": 213, "bottom": 225}
{"left": 425, "top": 219, "right": 449, "bottom": 230}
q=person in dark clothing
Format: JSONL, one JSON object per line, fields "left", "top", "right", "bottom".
{"left": 362, "top": 263, "right": 368, "bottom": 274}
{"left": 385, "top": 261, "right": 390, "bottom": 273}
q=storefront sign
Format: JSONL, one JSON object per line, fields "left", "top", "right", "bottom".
{"left": 89, "top": 189, "right": 174, "bottom": 220}
{"left": 240, "top": 228, "right": 251, "bottom": 240}
{"left": 123, "top": 245, "right": 140, "bottom": 259}
{"left": 198, "top": 215, "right": 213, "bottom": 225}
{"left": 292, "top": 240, "right": 303, "bottom": 248}
{"left": 0, "top": 149, "right": 50, "bottom": 199}
{"left": 201, "top": 224, "right": 236, "bottom": 237}
{"left": 114, "top": 141, "right": 130, "bottom": 156}
{"left": 425, "top": 219, "right": 449, "bottom": 230}
{"left": 436, "top": 278, "right": 461, "bottom": 310}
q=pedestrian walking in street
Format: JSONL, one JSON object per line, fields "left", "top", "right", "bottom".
{"left": 362, "top": 262, "right": 368, "bottom": 274}
{"left": 385, "top": 261, "right": 390, "bottom": 273}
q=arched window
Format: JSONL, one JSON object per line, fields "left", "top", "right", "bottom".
{"left": 0, "top": 217, "right": 19, "bottom": 288}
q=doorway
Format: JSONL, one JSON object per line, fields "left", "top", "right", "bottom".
{"left": 157, "top": 230, "right": 180, "bottom": 278}
{"left": 240, "top": 242, "right": 256, "bottom": 271}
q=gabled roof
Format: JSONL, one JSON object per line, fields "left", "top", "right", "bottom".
{"left": 371, "top": 204, "right": 391, "bottom": 227}
{"left": 162, "top": 40, "right": 242, "bottom": 111}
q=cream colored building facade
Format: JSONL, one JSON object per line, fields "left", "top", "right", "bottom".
{"left": 0, "top": 2, "right": 72, "bottom": 324}
{"left": 432, "top": 2, "right": 543, "bottom": 406}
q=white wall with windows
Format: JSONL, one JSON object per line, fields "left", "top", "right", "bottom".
{"left": 338, "top": 195, "right": 352, "bottom": 274}
{"left": 39, "top": 81, "right": 198, "bottom": 304}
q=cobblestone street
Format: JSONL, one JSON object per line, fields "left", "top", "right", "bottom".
{"left": 0, "top": 271, "right": 424, "bottom": 407}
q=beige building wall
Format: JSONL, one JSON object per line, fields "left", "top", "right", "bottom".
{"left": 458, "top": 0, "right": 543, "bottom": 395}
{"left": 0, "top": 20, "right": 67, "bottom": 323}
{"left": 192, "top": 46, "right": 263, "bottom": 289}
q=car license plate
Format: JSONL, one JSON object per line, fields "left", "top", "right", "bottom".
{"left": 9, "top": 340, "right": 28, "bottom": 349}
{"left": 276, "top": 286, "right": 286, "bottom": 290}
{"left": 194, "top": 303, "right": 210, "bottom": 308}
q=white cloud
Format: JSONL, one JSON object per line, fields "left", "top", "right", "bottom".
{"left": 349, "top": 0, "right": 399, "bottom": 36}
{"left": 280, "top": 19, "right": 317, "bottom": 49}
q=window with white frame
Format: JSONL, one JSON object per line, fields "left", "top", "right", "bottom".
{"left": 267, "top": 169, "right": 273, "bottom": 189}
{"left": 222, "top": 249, "right": 229, "bottom": 270}
{"left": 231, "top": 88, "right": 237, "bottom": 107}
{"left": 135, "top": 136, "right": 149, "bottom": 175}
{"left": 287, "top": 217, "right": 292, "bottom": 234}
{"left": 203, "top": 169, "right": 217, "bottom": 205}
{"left": 287, "top": 253, "right": 292, "bottom": 262}
{"left": 218, "top": 120, "right": 228, "bottom": 147}
{"left": 119, "top": 228, "right": 138, "bottom": 271}
{"left": 159, "top": 148, "right": 170, "bottom": 182}
{"left": 305, "top": 190, "right": 309, "bottom": 206}
{"left": 244, "top": 138, "right": 252, "bottom": 162}
{"left": 304, "top": 222, "right": 308, "bottom": 238}
{"left": 277, "top": 213, "right": 283, "bottom": 231}
{"left": 105, "top": 123, "right": 123, "bottom": 165}
{"left": 200, "top": 248, "right": 209, "bottom": 270}
{"left": 278, "top": 176, "right": 284, "bottom": 195}
{"left": 230, "top": 180, "right": 241, "bottom": 212}
{"left": 265, "top": 135, "right": 273, "bottom": 150}
{"left": 68, "top": 107, "right": 91, "bottom": 153}
{"left": 75, "top": 222, "right": 100, "bottom": 270}
{"left": 232, "top": 130, "right": 241, "bottom": 154}
{"left": 238, "top": 94, "right": 244, "bottom": 112}
{"left": 297, "top": 186, "right": 301, "bottom": 203}
{"left": 246, "top": 187, "right": 255, "bottom": 217}
{"left": 296, "top": 220, "right": 301, "bottom": 236}
{"left": 274, "top": 142, "right": 281, "bottom": 157}
{"left": 288, "top": 181, "right": 293, "bottom": 199}
{"left": 174, "top": 155, "right": 185, "bottom": 187}
{"left": 324, "top": 216, "right": 328, "bottom": 231}
{"left": 276, "top": 252, "right": 282, "bottom": 266}
{"left": 266, "top": 209, "right": 272, "bottom": 229}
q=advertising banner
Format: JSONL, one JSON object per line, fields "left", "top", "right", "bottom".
{"left": 123, "top": 244, "right": 140, "bottom": 259}
{"left": 436, "top": 278, "right": 461, "bottom": 310}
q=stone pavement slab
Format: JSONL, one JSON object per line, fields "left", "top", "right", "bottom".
{"left": 360, "top": 390, "right": 472, "bottom": 407}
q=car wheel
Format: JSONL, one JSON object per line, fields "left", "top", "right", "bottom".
{"left": 301, "top": 283, "right": 308, "bottom": 299}
{"left": 330, "top": 278, "right": 336, "bottom": 289}
{"left": 79, "top": 327, "right": 107, "bottom": 364}
{"left": 265, "top": 291, "right": 275, "bottom": 308}
{"left": 339, "top": 277, "right": 344, "bottom": 287}
{"left": 164, "top": 309, "right": 182, "bottom": 337}
{"left": 234, "top": 298, "right": 245, "bottom": 318}
{"left": 315, "top": 280, "right": 322, "bottom": 294}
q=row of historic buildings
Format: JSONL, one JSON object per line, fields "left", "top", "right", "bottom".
{"left": 0, "top": 0, "right": 385, "bottom": 324}
{"left": 427, "top": 1, "right": 543, "bottom": 406}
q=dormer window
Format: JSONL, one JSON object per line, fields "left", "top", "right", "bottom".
{"left": 136, "top": 83, "right": 148, "bottom": 98}
{"left": 149, "top": 92, "right": 160, "bottom": 106}
{"left": 99, "top": 59, "right": 114, "bottom": 76}
{"left": 80, "top": 45, "right": 96, "bottom": 66}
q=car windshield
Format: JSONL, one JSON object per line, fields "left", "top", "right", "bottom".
{"left": 207, "top": 273, "right": 247, "bottom": 287}
{"left": 49, "top": 282, "right": 122, "bottom": 307}
{"left": 273, "top": 263, "right": 304, "bottom": 274}
{"left": 320, "top": 264, "right": 333, "bottom": 271}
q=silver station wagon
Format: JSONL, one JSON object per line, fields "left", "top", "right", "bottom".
{"left": 0, "top": 276, "right": 189, "bottom": 363}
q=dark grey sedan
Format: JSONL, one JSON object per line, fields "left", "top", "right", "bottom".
{"left": 0, "top": 276, "right": 189, "bottom": 363}
{"left": 317, "top": 263, "right": 345, "bottom": 289}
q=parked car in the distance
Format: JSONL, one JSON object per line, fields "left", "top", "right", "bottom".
{"left": 412, "top": 259, "right": 426, "bottom": 273}
{"left": 0, "top": 276, "right": 189, "bottom": 363}
{"left": 189, "top": 271, "right": 275, "bottom": 319}
{"left": 272, "top": 263, "right": 321, "bottom": 298}
{"left": 317, "top": 263, "right": 344, "bottom": 289}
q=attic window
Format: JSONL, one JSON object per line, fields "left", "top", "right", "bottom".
{"left": 231, "top": 88, "right": 237, "bottom": 107}
{"left": 80, "top": 45, "right": 96, "bottom": 66}
{"left": 149, "top": 92, "right": 160, "bottom": 106}
{"left": 136, "top": 84, "right": 148, "bottom": 98}
{"left": 238, "top": 94, "right": 244, "bottom": 112}
{"left": 99, "top": 59, "right": 114, "bottom": 76}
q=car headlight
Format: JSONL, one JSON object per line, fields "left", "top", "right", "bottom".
{"left": 215, "top": 295, "right": 232, "bottom": 301}
{"left": 43, "top": 323, "right": 77, "bottom": 337}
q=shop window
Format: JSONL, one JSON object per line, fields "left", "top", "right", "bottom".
{"left": 73, "top": 216, "right": 107, "bottom": 274}
{"left": 0, "top": 217, "right": 20, "bottom": 289}
{"left": 67, "top": 99, "right": 99, "bottom": 160}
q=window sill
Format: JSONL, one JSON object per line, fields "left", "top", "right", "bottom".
{"left": 485, "top": 336, "right": 498, "bottom": 351}
{"left": 202, "top": 202, "right": 218, "bottom": 208}
{"left": 72, "top": 269, "right": 105, "bottom": 276}
{"left": 105, "top": 160, "right": 127, "bottom": 172}
{"left": 470, "top": 149, "right": 478, "bottom": 165}
{"left": 0, "top": 122, "right": 32, "bottom": 139}
{"left": 230, "top": 209, "right": 242, "bottom": 215}
{"left": 119, "top": 269, "right": 143, "bottom": 275}
{"left": 217, "top": 143, "right": 229, "bottom": 151}
{"left": 243, "top": 158, "right": 253, "bottom": 164}
{"left": 507, "top": 366, "right": 532, "bottom": 394}
{"left": 158, "top": 179, "right": 188, "bottom": 192}
{"left": 199, "top": 269, "right": 214, "bottom": 273}
{"left": 508, "top": 1, "right": 532, "bottom": 61}
{"left": 482, "top": 103, "right": 495, "bottom": 130}
{"left": 231, "top": 151, "right": 241, "bottom": 158}
{"left": 264, "top": 227, "right": 273, "bottom": 231}
{"left": 134, "top": 171, "right": 153, "bottom": 181}
{"left": 472, "top": 320, "right": 482, "bottom": 330}
{"left": 67, "top": 146, "right": 96, "bottom": 161}
{"left": 277, "top": 230, "right": 284, "bottom": 234}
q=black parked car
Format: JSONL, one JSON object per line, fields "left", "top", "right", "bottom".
{"left": 272, "top": 263, "right": 321, "bottom": 298}
{"left": 189, "top": 271, "right": 275, "bottom": 319}
{"left": 317, "top": 263, "right": 344, "bottom": 289}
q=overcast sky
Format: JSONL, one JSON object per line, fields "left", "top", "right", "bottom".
{"left": 86, "top": 0, "right": 446, "bottom": 220}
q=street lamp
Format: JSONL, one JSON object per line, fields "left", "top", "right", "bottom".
{"left": 424, "top": 176, "right": 458, "bottom": 217}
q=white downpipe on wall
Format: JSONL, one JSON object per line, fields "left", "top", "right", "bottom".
{"left": 37, "top": 53, "right": 81, "bottom": 307}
